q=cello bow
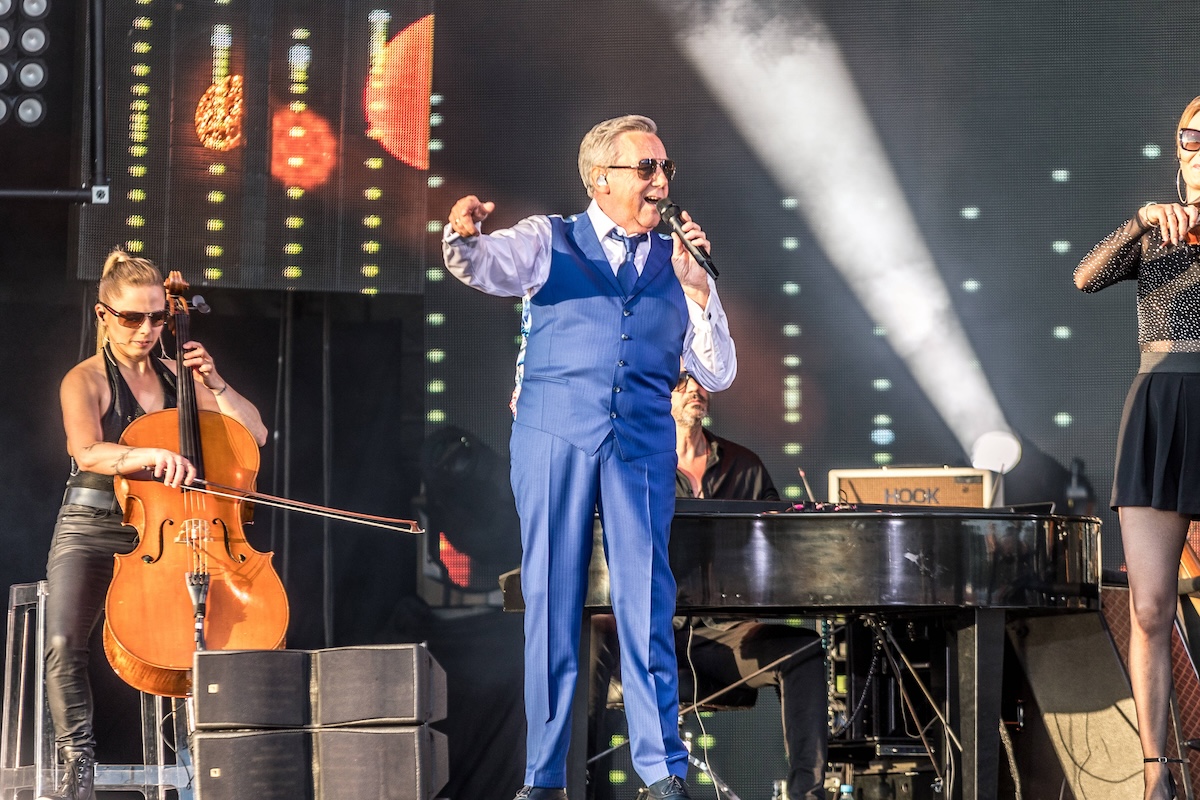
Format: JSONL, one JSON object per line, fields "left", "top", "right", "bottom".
{"left": 186, "top": 478, "right": 424, "bottom": 534}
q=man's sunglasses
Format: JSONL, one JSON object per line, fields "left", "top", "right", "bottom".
{"left": 99, "top": 301, "right": 170, "bottom": 328}
{"left": 674, "top": 371, "right": 695, "bottom": 391}
{"left": 1180, "top": 128, "right": 1200, "bottom": 152}
{"left": 604, "top": 158, "right": 676, "bottom": 181}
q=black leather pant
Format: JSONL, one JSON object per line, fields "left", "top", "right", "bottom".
{"left": 591, "top": 617, "right": 828, "bottom": 800}
{"left": 44, "top": 502, "right": 136, "bottom": 753}
{"left": 678, "top": 622, "right": 828, "bottom": 800}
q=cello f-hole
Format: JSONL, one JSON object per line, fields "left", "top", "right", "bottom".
{"left": 214, "top": 518, "right": 247, "bottom": 563}
{"left": 141, "top": 518, "right": 173, "bottom": 564}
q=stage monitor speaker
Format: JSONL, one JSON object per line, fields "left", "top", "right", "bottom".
{"left": 314, "top": 726, "right": 449, "bottom": 800}
{"left": 193, "top": 643, "right": 447, "bottom": 729}
{"left": 193, "top": 649, "right": 311, "bottom": 729}
{"left": 193, "top": 729, "right": 313, "bottom": 800}
{"left": 314, "top": 644, "right": 447, "bottom": 726}
{"left": 1007, "top": 612, "right": 1141, "bottom": 800}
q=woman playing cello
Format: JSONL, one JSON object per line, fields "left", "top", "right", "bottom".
{"left": 41, "top": 248, "right": 265, "bottom": 800}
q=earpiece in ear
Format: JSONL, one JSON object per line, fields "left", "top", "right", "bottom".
{"left": 596, "top": 175, "right": 607, "bottom": 186}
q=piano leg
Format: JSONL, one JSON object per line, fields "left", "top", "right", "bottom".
{"left": 952, "top": 607, "right": 1005, "bottom": 800}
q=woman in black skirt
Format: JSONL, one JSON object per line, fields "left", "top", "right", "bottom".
{"left": 1076, "top": 96, "right": 1200, "bottom": 800}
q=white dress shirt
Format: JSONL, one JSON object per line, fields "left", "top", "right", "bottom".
{"left": 443, "top": 200, "right": 737, "bottom": 391}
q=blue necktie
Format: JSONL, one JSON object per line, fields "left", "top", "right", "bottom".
{"left": 609, "top": 230, "right": 646, "bottom": 295}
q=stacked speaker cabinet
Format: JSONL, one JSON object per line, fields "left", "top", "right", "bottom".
{"left": 191, "top": 643, "right": 448, "bottom": 800}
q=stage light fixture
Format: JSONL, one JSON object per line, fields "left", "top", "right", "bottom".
{"left": 18, "top": 24, "right": 44, "bottom": 54}
{"left": 19, "top": 0, "right": 47, "bottom": 20}
{"left": 16, "top": 94, "right": 42, "bottom": 124}
{"left": 0, "top": 97, "right": 8, "bottom": 123}
{"left": 1, "top": 0, "right": 55, "bottom": 128}
{"left": 16, "top": 59, "right": 43, "bottom": 90}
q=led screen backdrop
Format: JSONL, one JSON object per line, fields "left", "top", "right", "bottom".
{"left": 422, "top": 0, "right": 1200, "bottom": 571}
{"left": 75, "top": 0, "right": 433, "bottom": 294}
{"left": 64, "top": 0, "right": 1199, "bottom": 575}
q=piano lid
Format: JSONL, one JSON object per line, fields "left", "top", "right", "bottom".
{"left": 501, "top": 507, "right": 1102, "bottom": 614}
{"left": 664, "top": 507, "right": 1101, "bottom": 612}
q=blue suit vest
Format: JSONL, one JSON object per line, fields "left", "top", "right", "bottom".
{"left": 513, "top": 213, "right": 688, "bottom": 459}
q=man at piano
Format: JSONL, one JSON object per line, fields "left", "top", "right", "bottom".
{"left": 593, "top": 374, "right": 828, "bottom": 800}
{"left": 673, "top": 372, "right": 828, "bottom": 800}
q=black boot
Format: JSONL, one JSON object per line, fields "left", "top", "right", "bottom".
{"left": 37, "top": 747, "right": 95, "bottom": 800}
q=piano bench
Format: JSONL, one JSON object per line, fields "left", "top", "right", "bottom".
{"left": 606, "top": 674, "right": 759, "bottom": 712}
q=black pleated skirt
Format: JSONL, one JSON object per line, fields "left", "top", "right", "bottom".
{"left": 1111, "top": 352, "right": 1200, "bottom": 517}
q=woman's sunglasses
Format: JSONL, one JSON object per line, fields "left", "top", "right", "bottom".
{"left": 1180, "top": 128, "right": 1200, "bottom": 152}
{"left": 99, "top": 301, "right": 170, "bottom": 328}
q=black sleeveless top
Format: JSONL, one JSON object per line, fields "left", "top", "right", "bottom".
{"left": 65, "top": 345, "right": 178, "bottom": 492}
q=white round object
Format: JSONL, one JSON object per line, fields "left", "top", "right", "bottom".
{"left": 17, "top": 60, "right": 42, "bottom": 88}
{"left": 21, "top": 0, "right": 48, "bottom": 18}
{"left": 19, "top": 24, "right": 44, "bottom": 53}
{"left": 16, "top": 94, "right": 42, "bottom": 124}
{"left": 971, "top": 431, "right": 1022, "bottom": 474}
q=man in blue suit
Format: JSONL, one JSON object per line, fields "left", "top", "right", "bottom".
{"left": 443, "top": 114, "right": 737, "bottom": 800}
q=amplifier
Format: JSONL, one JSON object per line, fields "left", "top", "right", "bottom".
{"left": 827, "top": 467, "right": 998, "bottom": 508}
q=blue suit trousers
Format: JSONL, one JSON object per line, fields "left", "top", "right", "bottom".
{"left": 510, "top": 424, "right": 687, "bottom": 788}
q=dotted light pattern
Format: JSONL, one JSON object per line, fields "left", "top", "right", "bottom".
{"left": 122, "top": 7, "right": 156, "bottom": 255}
{"left": 424, "top": 92, "right": 446, "bottom": 425}
{"left": 202, "top": 22, "right": 234, "bottom": 283}
{"left": 351, "top": 10, "right": 394, "bottom": 294}
{"left": 778, "top": 198, "right": 806, "bottom": 495}
{"left": 77, "top": 1, "right": 431, "bottom": 295}
{"left": 280, "top": 32, "right": 311, "bottom": 284}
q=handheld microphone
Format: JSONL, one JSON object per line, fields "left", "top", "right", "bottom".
{"left": 655, "top": 198, "right": 719, "bottom": 279}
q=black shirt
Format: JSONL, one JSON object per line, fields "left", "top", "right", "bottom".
{"left": 674, "top": 429, "right": 779, "bottom": 501}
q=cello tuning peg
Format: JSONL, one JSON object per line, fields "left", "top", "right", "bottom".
{"left": 190, "top": 295, "right": 212, "bottom": 314}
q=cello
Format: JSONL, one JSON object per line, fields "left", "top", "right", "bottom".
{"left": 103, "top": 272, "right": 289, "bottom": 698}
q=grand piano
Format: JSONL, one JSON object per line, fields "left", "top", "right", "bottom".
{"left": 501, "top": 500, "right": 1103, "bottom": 800}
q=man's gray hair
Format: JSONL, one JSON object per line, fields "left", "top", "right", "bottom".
{"left": 578, "top": 115, "right": 658, "bottom": 198}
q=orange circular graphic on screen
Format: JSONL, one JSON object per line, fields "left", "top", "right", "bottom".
{"left": 270, "top": 107, "right": 338, "bottom": 190}
{"left": 195, "top": 75, "right": 245, "bottom": 151}
{"left": 363, "top": 14, "right": 433, "bottom": 169}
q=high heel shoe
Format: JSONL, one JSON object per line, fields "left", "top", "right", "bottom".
{"left": 1144, "top": 757, "right": 1183, "bottom": 800}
